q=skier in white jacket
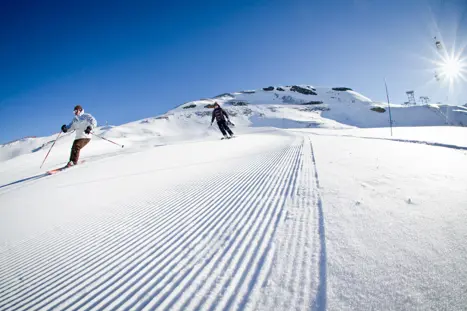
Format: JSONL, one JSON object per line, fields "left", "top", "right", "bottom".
{"left": 61, "top": 105, "right": 97, "bottom": 167}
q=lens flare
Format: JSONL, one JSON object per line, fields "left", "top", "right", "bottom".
{"left": 439, "top": 56, "right": 463, "bottom": 80}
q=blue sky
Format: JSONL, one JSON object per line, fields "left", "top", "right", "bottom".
{"left": 1, "top": 0, "right": 466, "bottom": 143}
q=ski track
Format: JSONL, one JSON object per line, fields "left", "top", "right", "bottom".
{"left": 309, "top": 136, "right": 327, "bottom": 311}
{"left": 0, "top": 133, "right": 328, "bottom": 311}
{"left": 304, "top": 131, "right": 467, "bottom": 151}
{"left": 253, "top": 135, "right": 327, "bottom": 311}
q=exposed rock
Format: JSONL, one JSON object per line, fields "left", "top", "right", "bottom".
{"left": 276, "top": 87, "right": 285, "bottom": 91}
{"left": 183, "top": 104, "right": 197, "bottom": 109}
{"left": 298, "top": 106, "right": 330, "bottom": 112}
{"left": 371, "top": 107, "right": 386, "bottom": 113}
{"left": 227, "top": 101, "right": 248, "bottom": 106}
{"left": 204, "top": 104, "right": 217, "bottom": 109}
{"left": 290, "top": 85, "right": 317, "bottom": 95}
{"left": 332, "top": 87, "right": 353, "bottom": 91}
{"left": 155, "top": 115, "right": 170, "bottom": 120}
{"left": 263, "top": 86, "right": 275, "bottom": 91}
{"left": 213, "top": 93, "right": 234, "bottom": 99}
{"left": 282, "top": 95, "right": 305, "bottom": 105}
{"left": 301, "top": 101, "right": 324, "bottom": 105}
{"left": 195, "top": 111, "right": 211, "bottom": 117}
{"left": 226, "top": 108, "right": 252, "bottom": 116}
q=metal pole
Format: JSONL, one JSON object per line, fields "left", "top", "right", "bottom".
{"left": 384, "top": 79, "right": 394, "bottom": 136}
{"left": 91, "top": 132, "right": 124, "bottom": 148}
{"left": 40, "top": 132, "right": 62, "bottom": 168}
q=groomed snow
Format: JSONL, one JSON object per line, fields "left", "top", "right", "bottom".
{"left": 1, "top": 125, "right": 466, "bottom": 310}
{"left": 1, "top": 85, "right": 466, "bottom": 310}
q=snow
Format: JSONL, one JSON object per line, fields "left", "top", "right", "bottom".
{"left": 1, "top": 85, "right": 466, "bottom": 164}
{"left": 1, "top": 84, "right": 466, "bottom": 310}
{"left": 308, "top": 131, "right": 467, "bottom": 310}
{"left": 294, "top": 126, "right": 467, "bottom": 150}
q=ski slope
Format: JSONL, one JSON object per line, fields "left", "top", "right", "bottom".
{"left": 1, "top": 127, "right": 466, "bottom": 310}
{"left": 2, "top": 85, "right": 467, "bottom": 164}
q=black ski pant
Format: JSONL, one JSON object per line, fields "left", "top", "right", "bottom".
{"left": 217, "top": 120, "right": 233, "bottom": 137}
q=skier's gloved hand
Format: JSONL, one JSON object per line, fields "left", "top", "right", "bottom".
{"left": 84, "top": 126, "right": 92, "bottom": 134}
{"left": 61, "top": 125, "right": 68, "bottom": 133}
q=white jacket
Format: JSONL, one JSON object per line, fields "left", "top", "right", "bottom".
{"left": 66, "top": 110, "right": 97, "bottom": 140}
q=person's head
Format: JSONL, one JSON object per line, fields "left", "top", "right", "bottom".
{"left": 214, "top": 102, "right": 220, "bottom": 108}
{"left": 73, "top": 105, "right": 83, "bottom": 116}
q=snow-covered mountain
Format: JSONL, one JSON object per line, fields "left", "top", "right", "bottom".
{"left": 165, "top": 84, "right": 467, "bottom": 130}
{"left": 1, "top": 85, "right": 467, "bottom": 310}
{"left": 1, "top": 84, "right": 467, "bottom": 163}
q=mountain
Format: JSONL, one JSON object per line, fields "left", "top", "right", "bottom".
{"left": 1, "top": 85, "right": 467, "bottom": 310}
{"left": 1, "top": 84, "right": 467, "bottom": 163}
{"left": 167, "top": 84, "right": 467, "bottom": 129}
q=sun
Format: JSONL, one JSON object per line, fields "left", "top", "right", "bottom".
{"left": 430, "top": 37, "right": 467, "bottom": 85}
{"left": 433, "top": 50, "right": 467, "bottom": 84}
{"left": 440, "top": 56, "right": 463, "bottom": 79}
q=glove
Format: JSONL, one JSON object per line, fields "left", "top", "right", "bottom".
{"left": 84, "top": 126, "right": 92, "bottom": 135}
{"left": 210, "top": 122, "right": 213, "bottom": 126}
{"left": 61, "top": 124, "right": 68, "bottom": 133}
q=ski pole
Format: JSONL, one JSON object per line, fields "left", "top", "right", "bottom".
{"left": 91, "top": 132, "right": 124, "bottom": 148}
{"left": 40, "top": 132, "right": 62, "bottom": 168}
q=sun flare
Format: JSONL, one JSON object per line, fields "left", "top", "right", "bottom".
{"left": 440, "top": 57, "right": 463, "bottom": 79}
{"left": 430, "top": 37, "right": 467, "bottom": 85}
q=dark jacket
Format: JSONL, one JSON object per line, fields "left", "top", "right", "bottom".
{"left": 211, "top": 107, "right": 229, "bottom": 123}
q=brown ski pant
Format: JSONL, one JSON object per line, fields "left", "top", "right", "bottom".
{"left": 70, "top": 138, "right": 90, "bottom": 164}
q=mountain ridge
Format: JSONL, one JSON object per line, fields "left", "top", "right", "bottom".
{"left": 1, "top": 84, "right": 466, "bottom": 162}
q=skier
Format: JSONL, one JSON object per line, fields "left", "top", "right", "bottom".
{"left": 211, "top": 102, "right": 234, "bottom": 139}
{"left": 61, "top": 105, "right": 97, "bottom": 167}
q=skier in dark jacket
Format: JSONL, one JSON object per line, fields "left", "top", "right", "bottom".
{"left": 211, "top": 102, "right": 234, "bottom": 139}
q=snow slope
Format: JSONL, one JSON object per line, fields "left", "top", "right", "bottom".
{"left": 169, "top": 85, "right": 467, "bottom": 130}
{"left": 2, "top": 84, "right": 467, "bottom": 163}
{"left": 1, "top": 84, "right": 467, "bottom": 310}
{"left": 1, "top": 126, "right": 466, "bottom": 310}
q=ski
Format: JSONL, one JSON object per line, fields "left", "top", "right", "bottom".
{"left": 46, "top": 160, "right": 85, "bottom": 175}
